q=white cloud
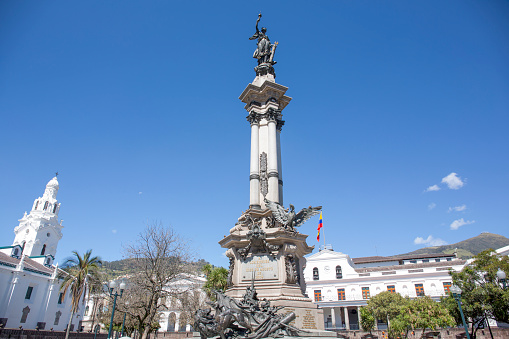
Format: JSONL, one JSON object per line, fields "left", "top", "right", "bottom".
{"left": 428, "top": 203, "right": 437, "bottom": 210}
{"left": 112, "top": 229, "right": 117, "bottom": 234}
{"left": 442, "top": 172, "right": 464, "bottom": 190}
{"left": 414, "top": 235, "right": 448, "bottom": 246}
{"left": 450, "top": 218, "right": 475, "bottom": 230}
{"left": 425, "top": 185, "right": 441, "bottom": 192}
{"left": 138, "top": 192, "right": 143, "bottom": 195}
{"left": 448, "top": 204, "right": 467, "bottom": 213}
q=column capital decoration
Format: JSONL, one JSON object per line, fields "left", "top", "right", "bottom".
{"left": 247, "top": 112, "right": 261, "bottom": 125}
{"left": 277, "top": 120, "right": 285, "bottom": 131}
{"left": 266, "top": 108, "right": 282, "bottom": 122}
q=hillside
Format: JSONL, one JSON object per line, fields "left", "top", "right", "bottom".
{"left": 97, "top": 258, "right": 210, "bottom": 280}
{"left": 399, "top": 232, "right": 509, "bottom": 259}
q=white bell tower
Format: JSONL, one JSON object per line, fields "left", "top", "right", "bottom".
{"left": 12, "top": 176, "right": 64, "bottom": 263}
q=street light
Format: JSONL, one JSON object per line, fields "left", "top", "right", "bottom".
{"left": 497, "top": 268, "right": 506, "bottom": 289}
{"left": 121, "top": 300, "right": 129, "bottom": 337}
{"left": 450, "top": 285, "right": 471, "bottom": 339}
{"left": 107, "top": 280, "right": 126, "bottom": 339}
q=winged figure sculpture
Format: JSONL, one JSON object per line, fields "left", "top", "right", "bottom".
{"left": 264, "top": 198, "right": 322, "bottom": 231}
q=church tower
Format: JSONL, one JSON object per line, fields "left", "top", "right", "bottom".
{"left": 12, "top": 176, "right": 63, "bottom": 263}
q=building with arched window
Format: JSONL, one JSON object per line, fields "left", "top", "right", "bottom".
{"left": 304, "top": 245, "right": 466, "bottom": 331}
{"left": 0, "top": 177, "right": 82, "bottom": 331}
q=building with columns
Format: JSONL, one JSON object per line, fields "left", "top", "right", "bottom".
{"left": 0, "top": 177, "right": 83, "bottom": 330}
{"left": 303, "top": 245, "right": 466, "bottom": 331}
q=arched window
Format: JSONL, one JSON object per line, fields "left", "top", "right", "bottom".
{"left": 13, "top": 248, "right": 19, "bottom": 257}
{"left": 41, "top": 244, "right": 46, "bottom": 255}
{"left": 52, "top": 204, "right": 57, "bottom": 213}
{"left": 336, "top": 265, "right": 343, "bottom": 279}
{"left": 43, "top": 201, "right": 49, "bottom": 210}
{"left": 35, "top": 201, "right": 39, "bottom": 210}
{"left": 313, "top": 267, "right": 319, "bottom": 281}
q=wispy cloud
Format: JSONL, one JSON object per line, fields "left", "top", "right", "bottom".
{"left": 414, "top": 235, "right": 448, "bottom": 246}
{"left": 448, "top": 204, "right": 467, "bottom": 213}
{"left": 450, "top": 218, "right": 475, "bottom": 230}
{"left": 442, "top": 172, "right": 464, "bottom": 190}
{"left": 112, "top": 229, "right": 118, "bottom": 234}
{"left": 138, "top": 192, "right": 143, "bottom": 195}
{"left": 425, "top": 185, "right": 441, "bottom": 192}
{"left": 428, "top": 203, "right": 437, "bottom": 210}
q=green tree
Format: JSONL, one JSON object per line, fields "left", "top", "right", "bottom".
{"left": 60, "top": 250, "right": 102, "bottom": 339}
{"left": 441, "top": 249, "right": 509, "bottom": 338}
{"left": 402, "top": 296, "right": 455, "bottom": 337}
{"left": 366, "top": 291, "right": 407, "bottom": 326}
{"left": 359, "top": 306, "right": 375, "bottom": 334}
{"left": 202, "top": 264, "right": 228, "bottom": 300}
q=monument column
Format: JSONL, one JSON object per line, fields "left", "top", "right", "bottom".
{"left": 249, "top": 114, "right": 261, "bottom": 209}
{"left": 267, "top": 111, "right": 279, "bottom": 203}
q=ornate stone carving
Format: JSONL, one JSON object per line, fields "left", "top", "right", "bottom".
{"left": 237, "top": 224, "right": 280, "bottom": 261}
{"left": 247, "top": 112, "right": 261, "bottom": 125}
{"left": 259, "top": 152, "right": 268, "bottom": 198}
{"left": 194, "top": 282, "right": 299, "bottom": 339}
{"left": 285, "top": 254, "right": 299, "bottom": 285}
{"left": 227, "top": 257, "right": 234, "bottom": 288}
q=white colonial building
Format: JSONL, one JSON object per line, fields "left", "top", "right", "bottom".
{"left": 303, "top": 245, "right": 466, "bottom": 330}
{"left": 0, "top": 176, "right": 84, "bottom": 330}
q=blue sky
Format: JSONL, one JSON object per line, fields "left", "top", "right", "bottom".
{"left": 1, "top": 1, "right": 508, "bottom": 267}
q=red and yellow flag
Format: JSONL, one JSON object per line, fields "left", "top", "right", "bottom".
{"left": 316, "top": 211, "right": 323, "bottom": 242}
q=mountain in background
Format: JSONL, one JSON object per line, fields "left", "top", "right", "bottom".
{"left": 398, "top": 232, "right": 509, "bottom": 259}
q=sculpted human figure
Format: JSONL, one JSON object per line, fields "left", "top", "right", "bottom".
{"left": 249, "top": 13, "right": 272, "bottom": 65}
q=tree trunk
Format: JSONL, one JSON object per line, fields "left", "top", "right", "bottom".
{"left": 64, "top": 309, "right": 76, "bottom": 339}
{"left": 141, "top": 325, "right": 150, "bottom": 339}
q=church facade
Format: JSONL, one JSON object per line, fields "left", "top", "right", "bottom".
{"left": 0, "top": 177, "right": 83, "bottom": 331}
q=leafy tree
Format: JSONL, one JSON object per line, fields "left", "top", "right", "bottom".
{"left": 359, "top": 307, "right": 375, "bottom": 333}
{"left": 402, "top": 296, "right": 455, "bottom": 337}
{"left": 441, "top": 249, "right": 509, "bottom": 338}
{"left": 366, "top": 291, "right": 407, "bottom": 326}
{"left": 60, "top": 250, "right": 102, "bottom": 339}
{"left": 202, "top": 264, "right": 228, "bottom": 300}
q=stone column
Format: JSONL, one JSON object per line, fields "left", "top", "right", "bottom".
{"left": 267, "top": 112, "right": 279, "bottom": 203}
{"left": 330, "top": 307, "right": 336, "bottom": 329}
{"left": 249, "top": 114, "right": 261, "bottom": 209}
{"left": 276, "top": 122, "right": 284, "bottom": 205}
{"left": 357, "top": 306, "right": 361, "bottom": 330}
{"left": 344, "top": 307, "right": 350, "bottom": 330}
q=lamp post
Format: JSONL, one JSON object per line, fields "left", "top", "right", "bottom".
{"left": 120, "top": 301, "right": 129, "bottom": 337}
{"left": 107, "top": 281, "right": 126, "bottom": 339}
{"left": 450, "top": 285, "right": 470, "bottom": 339}
{"left": 497, "top": 268, "right": 506, "bottom": 289}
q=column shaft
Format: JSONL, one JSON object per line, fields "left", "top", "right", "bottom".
{"left": 267, "top": 119, "right": 279, "bottom": 203}
{"left": 344, "top": 307, "right": 350, "bottom": 330}
{"left": 249, "top": 122, "right": 260, "bottom": 208}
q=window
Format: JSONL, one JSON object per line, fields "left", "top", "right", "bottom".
{"left": 58, "top": 293, "right": 64, "bottom": 304}
{"left": 313, "top": 267, "right": 319, "bottom": 281}
{"left": 362, "top": 287, "right": 370, "bottom": 299}
{"left": 53, "top": 204, "right": 57, "bottom": 213}
{"left": 415, "top": 284, "right": 424, "bottom": 296}
{"left": 13, "top": 248, "right": 19, "bottom": 257}
{"left": 337, "top": 288, "right": 345, "bottom": 300}
{"left": 44, "top": 201, "right": 49, "bottom": 210}
{"left": 54, "top": 311, "right": 62, "bottom": 325}
{"left": 25, "top": 286, "right": 33, "bottom": 300}
{"left": 435, "top": 259, "right": 441, "bottom": 262}
{"left": 443, "top": 282, "right": 452, "bottom": 294}
{"left": 35, "top": 201, "right": 39, "bottom": 210}
{"left": 41, "top": 244, "right": 46, "bottom": 255}
{"left": 422, "top": 259, "right": 429, "bottom": 263}
{"left": 446, "top": 258, "right": 452, "bottom": 262}
{"left": 387, "top": 285, "right": 396, "bottom": 293}
{"left": 314, "top": 290, "right": 322, "bottom": 302}
{"left": 336, "top": 265, "right": 343, "bottom": 279}
{"left": 410, "top": 260, "right": 417, "bottom": 264}
{"left": 20, "top": 306, "right": 30, "bottom": 323}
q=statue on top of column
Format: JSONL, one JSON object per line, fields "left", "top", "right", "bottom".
{"left": 249, "top": 13, "right": 278, "bottom": 76}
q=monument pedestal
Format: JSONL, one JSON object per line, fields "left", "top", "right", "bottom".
{"left": 219, "top": 207, "right": 324, "bottom": 331}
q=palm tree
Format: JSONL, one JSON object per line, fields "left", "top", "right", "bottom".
{"left": 202, "top": 264, "right": 228, "bottom": 300}
{"left": 60, "top": 250, "right": 102, "bottom": 339}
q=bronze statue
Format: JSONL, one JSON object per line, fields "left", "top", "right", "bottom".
{"left": 249, "top": 14, "right": 278, "bottom": 69}
{"left": 264, "top": 198, "right": 322, "bottom": 231}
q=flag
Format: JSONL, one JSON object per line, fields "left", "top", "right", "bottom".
{"left": 316, "top": 211, "right": 323, "bottom": 242}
